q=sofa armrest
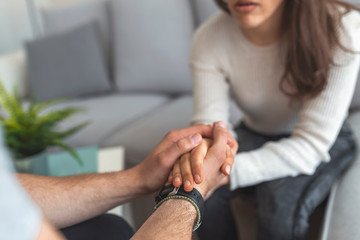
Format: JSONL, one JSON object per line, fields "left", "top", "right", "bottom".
{"left": 321, "top": 111, "right": 360, "bottom": 240}
{"left": 0, "top": 50, "right": 28, "bottom": 99}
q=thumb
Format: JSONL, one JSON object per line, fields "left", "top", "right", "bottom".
{"left": 158, "top": 133, "right": 202, "bottom": 168}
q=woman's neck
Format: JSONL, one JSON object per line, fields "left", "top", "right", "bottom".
{"left": 241, "top": 24, "right": 281, "bottom": 46}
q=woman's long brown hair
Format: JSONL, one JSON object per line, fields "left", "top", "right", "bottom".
{"left": 215, "top": 0, "right": 359, "bottom": 101}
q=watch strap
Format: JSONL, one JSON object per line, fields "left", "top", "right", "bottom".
{"left": 155, "top": 184, "right": 205, "bottom": 231}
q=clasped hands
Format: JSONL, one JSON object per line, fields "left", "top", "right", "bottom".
{"left": 168, "top": 121, "right": 237, "bottom": 199}
{"left": 135, "top": 121, "right": 237, "bottom": 200}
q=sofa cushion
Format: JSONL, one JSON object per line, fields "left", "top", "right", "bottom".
{"left": 26, "top": 22, "right": 111, "bottom": 101}
{"left": 192, "top": 0, "right": 220, "bottom": 26}
{"left": 102, "top": 95, "right": 242, "bottom": 165}
{"left": 41, "top": 0, "right": 111, "bottom": 69}
{"left": 111, "top": 0, "right": 194, "bottom": 94}
{"left": 321, "top": 112, "right": 360, "bottom": 240}
{"left": 45, "top": 93, "right": 169, "bottom": 147}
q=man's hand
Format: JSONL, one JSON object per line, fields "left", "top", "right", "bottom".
{"left": 131, "top": 124, "right": 215, "bottom": 194}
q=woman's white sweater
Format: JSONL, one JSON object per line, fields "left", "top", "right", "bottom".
{"left": 190, "top": 11, "right": 360, "bottom": 189}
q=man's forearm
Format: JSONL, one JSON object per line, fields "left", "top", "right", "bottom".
{"left": 17, "top": 167, "right": 146, "bottom": 228}
{"left": 132, "top": 199, "right": 197, "bottom": 240}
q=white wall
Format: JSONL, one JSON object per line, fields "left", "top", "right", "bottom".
{"left": 0, "top": 0, "right": 34, "bottom": 54}
{"left": 0, "top": 0, "right": 93, "bottom": 55}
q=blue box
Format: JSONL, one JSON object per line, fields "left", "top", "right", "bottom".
{"left": 46, "top": 146, "right": 98, "bottom": 176}
{"left": 15, "top": 146, "right": 98, "bottom": 176}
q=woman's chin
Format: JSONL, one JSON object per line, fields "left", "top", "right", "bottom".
{"left": 236, "top": 19, "right": 263, "bottom": 31}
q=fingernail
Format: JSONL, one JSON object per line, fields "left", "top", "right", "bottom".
{"left": 190, "top": 134, "right": 201, "bottom": 144}
{"left": 216, "top": 121, "right": 226, "bottom": 128}
{"left": 184, "top": 180, "right": 191, "bottom": 188}
{"left": 195, "top": 174, "right": 201, "bottom": 182}
{"left": 225, "top": 165, "right": 231, "bottom": 175}
{"left": 174, "top": 177, "right": 181, "bottom": 183}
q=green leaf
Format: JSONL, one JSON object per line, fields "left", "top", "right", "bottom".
{"left": 36, "top": 108, "right": 86, "bottom": 128}
{"left": 52, "top": 139, "right": 83, "bottom": 166}
{"left": 31, "top": 98, "right": 66, "bottom": 116}
{"left": 55, "top": 121, "right": 90, "bottom": 139}
{"left": 1, "top": 120, "right": 21, "bottom": 130}
{"left": 0, "top": 80, "right": 16, "bottom": 114}
{"left": 0, "top": 80, "right": 25, "bottom": 122}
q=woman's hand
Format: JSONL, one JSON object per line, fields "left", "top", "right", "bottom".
{"left": 169, "top": 138, "right": 212, "bottom": 189}
{"left": 169, "top": 139, "right": 235, "bottom": 192}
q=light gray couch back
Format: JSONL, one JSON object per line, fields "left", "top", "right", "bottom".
{"left": 41, "top": 0, "right": 220, "bottom": 95}
{"left": 40, "top": 0, "right": 360, "bottom": 108}
{"left": 111, "top": 0, "right": 194, "bottom": 94}
{"left": 41, "top": 0, "right": 111, "bottom": 68}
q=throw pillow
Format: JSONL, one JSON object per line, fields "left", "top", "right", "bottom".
{"left": 111, "top": 0, "right": 194, "bottom": 94}
{"left": 26, "top": 22, "right": 111, "bottom": 101}
{"left": 41, "top": 0, "right": 112, "bottom": 70}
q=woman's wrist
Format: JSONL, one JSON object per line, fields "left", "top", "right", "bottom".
{"left": 193, "top": 183, "right": 209, "bottom": 199}
{"left": 195, "top": 175, "right": 230, "bottom": 200}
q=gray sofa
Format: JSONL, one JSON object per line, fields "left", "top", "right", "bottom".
{"left": 29, "top": 0, "right": 242, "bottom": 230}
{"left": 2, "top": 0, "right": 360, "bottom": 238}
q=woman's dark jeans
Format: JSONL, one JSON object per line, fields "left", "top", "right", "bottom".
{"left": 197, "top": 122, "right": 356, "bottom": 240}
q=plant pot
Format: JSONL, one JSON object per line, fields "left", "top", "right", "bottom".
{"left": 14, "top": 152, "right": 48, "bottom": 175}
{"left": 14, "top": 146, "right": 98, "bottom": 176}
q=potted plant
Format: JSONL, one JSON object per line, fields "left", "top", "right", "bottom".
{"left": 0, "top": 79, "right": 89, "bottom": 174}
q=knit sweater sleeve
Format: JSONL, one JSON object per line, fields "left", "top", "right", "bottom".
{"left": 230, "top": 13, "right": 360, "bottom": 188}
{"left": 190, "top": 14, "right": 233, "bottom": 131}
